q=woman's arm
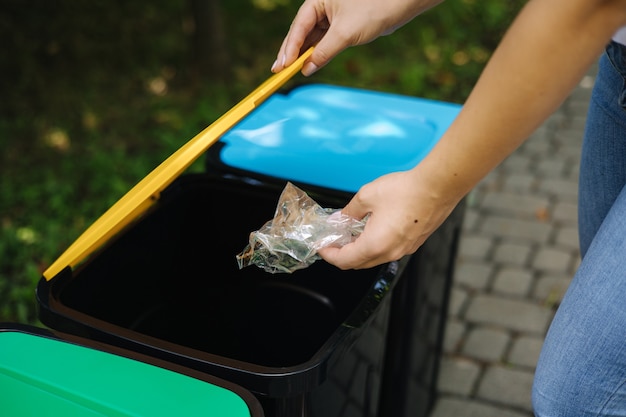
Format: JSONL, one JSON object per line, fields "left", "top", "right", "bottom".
{"left": 319, "top": 0, "right": 626, "bottom": 269}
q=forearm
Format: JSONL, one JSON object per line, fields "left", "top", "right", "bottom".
{"left": 417, "top": 0, "right": 626, "bottom": 203}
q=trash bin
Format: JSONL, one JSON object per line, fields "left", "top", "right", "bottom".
{"left": 377, "top": 198, "right": 465, "bottom": 417}
{"left": 0, "top": 323, "right": 263, "bottom": 417}
{"left": 37, "top": 174, "right": 403, "bottom": 417}
{"left": 36, "top": 83, "right": 464, "bottom": 417}
{"left": 205, "top": 83, "right": 466, "bottom": 417}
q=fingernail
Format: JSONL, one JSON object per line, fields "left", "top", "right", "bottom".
{"left": 271, "top": 59, "right": 278, "bottom": 72}
{"left": 302, "top": 62, "right": 318, "bottom": 77}
{"left": 281, "top": 53, "right": 286, "bottom": 67}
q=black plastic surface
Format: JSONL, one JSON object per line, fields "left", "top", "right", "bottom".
{"left": 37, "top": 173, "right": 401, "bottom": 417}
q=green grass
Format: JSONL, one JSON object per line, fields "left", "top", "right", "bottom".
{"left": 0, "top": 0, "right": 526, "bottom": 323}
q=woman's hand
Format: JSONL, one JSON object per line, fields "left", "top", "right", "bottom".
{"left": 318, "top": 166, "right": 461, "bottom": 270}
{"left": 271, "top": 0, "right": 444, "bottom": 76}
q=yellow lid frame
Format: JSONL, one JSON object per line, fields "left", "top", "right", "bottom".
{"left": 43, "top": 48, "right": 314, "bottom": 280}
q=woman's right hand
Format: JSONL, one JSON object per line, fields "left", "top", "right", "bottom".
{"left": 271, "top": 0, "right": 445, "bottom": 76}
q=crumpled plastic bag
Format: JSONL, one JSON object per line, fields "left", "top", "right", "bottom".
{"left": 236, "top": 182, "right": 366, "bottom": 274}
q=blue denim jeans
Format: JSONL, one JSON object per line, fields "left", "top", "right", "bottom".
{"left": 532, "top": 42, "right": 626, "bottom": 416}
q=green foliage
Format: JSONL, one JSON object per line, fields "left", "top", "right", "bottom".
{"left": 306, "top": 0, "right": 528, "bottom": 101}
{"left": 0, "top": 0, "right": 526, "bottom": 323}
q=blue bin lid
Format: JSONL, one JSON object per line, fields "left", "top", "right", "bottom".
{"left": 218, "top": 83, "right": 461, "bottom": 193}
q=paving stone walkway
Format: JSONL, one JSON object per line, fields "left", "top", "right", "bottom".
{"left": 431, "top": 64, "right": 598, "bottom": 417}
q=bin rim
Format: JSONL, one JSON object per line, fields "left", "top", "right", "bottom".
{"left": 36, "top": 247, "right": 407, "bottom": 397}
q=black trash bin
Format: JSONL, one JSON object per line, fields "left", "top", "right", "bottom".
{"left": 204, "top": 83, "right": 466, "bottom": 417}
{"left": 37, "top": 83, "right": 464, "bottom": 417}
{"left": 37, "top": 174, "right": 404, "bottom": 417}
{"left": 377, "top": 199, "right": 465, "bottom": 417}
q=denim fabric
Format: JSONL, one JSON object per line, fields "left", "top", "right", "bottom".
{"left": 578, "top": 41, "right": 626, "bottom": 258}
{"left": 532, "top": 43, "right": 626, "bottom": 416}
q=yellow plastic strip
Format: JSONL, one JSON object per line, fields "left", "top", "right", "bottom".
{"left": 43, "top": 48, "right": 314, "bottom": 280}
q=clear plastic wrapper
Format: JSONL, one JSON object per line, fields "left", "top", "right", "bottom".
{"left": 237, "top": 182, "right": 366, "bottom": 274}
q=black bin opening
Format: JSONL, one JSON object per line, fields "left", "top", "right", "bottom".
{"left": 46, "top": 174, "right": 384, "bottom": 368}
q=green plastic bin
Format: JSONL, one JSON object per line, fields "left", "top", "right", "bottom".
{"left": 0, "top": 324, "right": 263, "bottom": 417}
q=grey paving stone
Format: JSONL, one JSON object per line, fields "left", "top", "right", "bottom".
{"left": 479, "top": 216, "right": 552, "bottom": 243}
{"left": 437, "top": 357, "right": 481, "bottom": 396}
{"left": 492, "top": 242, "right": 533, "bottom": 267}
{"left": 464, "top": 295, "right": 553, "bottom": 334}
{"left": 447, "top": 287, "right": 469, "bottom": 317}
{"left": 462, "top": 209, "right": 481, "bottom": 231}
{"left": 543, "top": 110, "right": 567, "bottom": 130}
{"left": 552, "top": 201, "right": 578, "bottom": 224}
{"left": 458, "top": 235, "right": 493, "bottom": 260}
{"left": 508, "top": 336, "right": 544, "bottom": 368}
{"left": 453, "top": 261, "right": 493, "bottom": 290}
{"left": 567, "top": 163, "right": 580, "bottom": 182}
{"left": 556, "top": 117, "right": 587, "bottom": 134}
{"left": 524, "top": 126, "right": 551, "bottom": 147}
{"left": 535, "top": 158, "right": 567, "bottom": 177}
{"left": 481, "top": 193, "right": 549, "bottom": 219}
{"left": 443, "top": 319, "right": 466, "bottom": 353}
{"left": 555, "top": 226, "right": 581, "bottom": 251}
{"left": 572, "top": 255, "right": 581, "bottom": 270}
{"left": 531, "top": 247, "right": 575, "bottom": 274}
{"left": 480, "top": 169, "right": 503, "bottom": 188}
{"left": 563, "top": 111, "right": 586, "bottom": 131}
{"left": 477, "top": 366, "right": 535, "bottom": 412}
{"left": 462, "top": 327, "right": 510, "bottom": 362}
{"left": 500, "top": 153, "right": 533, "bottom": 172}
{"left": 575, "top": 73, "right": 596, "bottom": 93}
{"left": 502, "top": 173, "right": 536, "bottom": 193}
{"left": 492, "top": 267, "right": 534, "bottom": 296}
{"left": 562, "top": 160, "right": 581, "bottom": 179}
{"left": 556, "top": 134, "right": 585, "bottom": 157}
{"left": 431, "top": 397, "right": 532, "bottom": 417}
{"left": 532, "top": 274, "right": 573, "bottom": 305}
{"left": 520, "top": 135, "right": 551, "bottom": 155}
{"left": 537, "top": 178, "right": 578, "bottom": 201}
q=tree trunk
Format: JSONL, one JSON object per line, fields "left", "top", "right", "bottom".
{"left": 191, "top": 0, "right": 231, "bottom": 82}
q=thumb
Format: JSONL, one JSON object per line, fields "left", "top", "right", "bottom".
{"left": 340, "top": 192, "right": 371, "bottom": 222}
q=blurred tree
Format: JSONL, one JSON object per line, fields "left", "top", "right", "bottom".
{"left": 190, "top": 0, "right": 231, "bottom": 82}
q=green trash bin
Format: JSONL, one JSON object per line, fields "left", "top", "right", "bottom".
{"left": 0, "top": 324, "right": 264, "bottom": 417}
